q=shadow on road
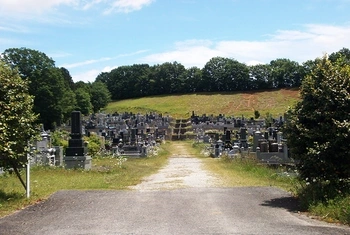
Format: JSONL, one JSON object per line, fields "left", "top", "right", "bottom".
{"left": 260, "top": 196, "right": 303, "bottom": 212}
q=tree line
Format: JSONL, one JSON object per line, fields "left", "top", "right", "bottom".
{"left": 1, "top": 47, "right": 350, "bottom": 131}
{"left": 1, "top": 48, "right": 111, "bottom": 130}
{"left": 95, "top": 48, "right": 350, "bottom": 100}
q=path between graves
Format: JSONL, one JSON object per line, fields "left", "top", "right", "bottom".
{"left": 2, "top": 142, "right": 350, "bottom": 234}
{"left": 129, "top": 142, "right": 224, "bottom": 191}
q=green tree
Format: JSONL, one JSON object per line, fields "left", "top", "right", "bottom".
{"left": 34, "top": 67, "right": 74, "bottom": 129}
{"left": 75, "top": 88, "right": 92, "bottom": 115}
{"left": 60, "top": 67, "right": 75, "bottom": 90}
{"left": 249, "top": 64, "right": 273, "bottom": 90}
{"left": 269, "top": 58, "right": 304, "bottom": 88}
{"left": 202, "top": 57, "right": 250, "bottom": 92}
{"left": 90, "top": 81, "right": 111, "bottom": 113}
{"left": 284, "top": 56, "right": 350, "bottom": 198}
{"left": 182, "top": 66, "right": 202, "bottom": 93}
{"left": 1, "top": 48, "right": 75, "bottom": 129}
{"left": 1, "top": 47, "right": 55, "bottom": 81}
{"left": 329, "top": 47, "right": 350, "bottom": 64}
{"left": 0, "top": 61, "right": 38, "bottom": 189}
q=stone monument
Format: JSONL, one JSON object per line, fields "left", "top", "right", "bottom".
{"left": 64, "top": 111, "right": 92, "bottom": 169}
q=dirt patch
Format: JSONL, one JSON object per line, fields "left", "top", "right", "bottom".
{"left": 129, "top": 143, "right": 223, "bottom": 191}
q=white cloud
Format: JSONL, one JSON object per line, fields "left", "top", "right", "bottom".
{"left": 61, "top": 57, "right": 113, "bottom": 69}
{"left": 82, "top": 0, "right": 103, "bottom": 10}
{"left": 58, "top": 50, "right": 148, "bottom": 69}
{"left": 72, "top": 69, "right": 101, "bottom": 83}
{"left": 0, "top": 0, "right": 78, "bottom": 15}
{"left": 102, "top": 65, "right": 118, "bottom": 72}
{"left": 104, "top": 0, "right": 155, "bottom": 14}
{"left": 72, "top": 65, "right": 117, "bottom": 82}
{"left": 0, "top": 0, "right": 155, "bottom": 16}
{"left": 0, "top": 23, "right": 29, "bottom": 33}
{"left": 141, "top": 24, "right": 350, "bottom": 68}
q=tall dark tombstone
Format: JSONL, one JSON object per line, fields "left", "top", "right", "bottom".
{"left": 225, "top": 129, "right": 231, "bottom": 144}
{"left": 240, "top": 127, "right": 248, "bottom": 148}
{"left": 64, "top": 111, "right": 92, "bottom": 169}
{"left": 130, "top": 128, "right": 137, "bottom": 144}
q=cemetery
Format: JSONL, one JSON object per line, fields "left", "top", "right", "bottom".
{"left": 25, "top": 110, "right": 294, "bottom": 171}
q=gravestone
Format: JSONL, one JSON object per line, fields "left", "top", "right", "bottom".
{"left": 64, "top": 111, "right": 92, "bottom": 169}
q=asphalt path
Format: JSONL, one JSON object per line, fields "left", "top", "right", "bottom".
{"left": 1, "top": 143, "right": 350, "bottom": 234}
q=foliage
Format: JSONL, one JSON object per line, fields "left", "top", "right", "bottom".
{"left": 283, "top": 55, "right": 350, "bottom": 200}
{"left": 269, "top": 58, "right": 305, "bottom": 88}
{"left": 1, "top": 48, "right": 76, "bottom": 129}
{"left": 329, "top": 47, "right": 350, "bottom": 65}
{"left": 90, "top": 81, "right": 111, "bottom": 113}
{"left": 96, "top": 56, "right": 305, "bottom": 101}
{"left": 0, "top": 61, "right": 38, "bottom": 188}
{"left": 249, "top": 64, "right": 273, "bottom": 89}
{"left": 264, "top": 112, "right": 274, "bottom": 127}
{"left": 309, "top": 195, "right": 350, "bottom": 225}
{"left": 75, "top": 88, "right": 92, "bottom": 115}
{"left": 50, "top": 129, "right": 69, "bottom": 149}
{"left": 202, "top": 57, "right": 250, "bottom": 92}
{"left": 84, "top": 133, "right": 104, "bottom": 156}
{"left": 254, "top": 110, "right": 260, "bottom": 119}
{"left": 33, "top": 67, "right": 76, "bottom": 129}
{"left": 1, "top": 47, "right": 55, "bottom": 80}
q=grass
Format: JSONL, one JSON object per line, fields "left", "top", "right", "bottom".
{"left": 0, "top": 143, "right": 170, "bottom": 218}
{"left": 104, "top": 88, "right": 300, "bottom": 118}
{"left": 309, "top": 196, "right": 350, "bottom": 224}
{"left": 190, "top": 141, "right": 296, "bottom": 191}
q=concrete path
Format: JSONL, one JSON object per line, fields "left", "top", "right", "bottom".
{"left": 1, "top": 142, "right": 350, "bottom": 235}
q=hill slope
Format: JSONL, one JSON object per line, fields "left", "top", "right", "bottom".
{"left": 104, "top": 89, "right": 300, "bottom": 118}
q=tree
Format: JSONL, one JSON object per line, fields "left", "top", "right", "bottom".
{"left": 1, "top": 48, "right": 75, "bottom": 129}
{"left": 249, "top": 64, "right": 273, "bottom": 90}
{"left": 0, "top": 61, "right": 38, "bottom": 189}
{"left": 269, "top": 58, "right": 304, "bottom": 88}
{"left": 1, "top": 47, "right": 55, "bottom": 81}
{"left": 75, "top": 88, "right": 92, "bottom": 115}
{"left": 181, "top": 66, "right": 202, "bottom": 93}
{"left": 329, "top": 47, "right": 350, "bottom": 64}
{"left": 202, "top": 57, "right": 250, "bottom": 92}
{"left": 34, "top": 67, "right": 74, "bottom": 129}
{"left": 60, "top": 67, "right": 75, "bottom": 90}
{"left": 283, "top": 56, "right": 350, "bottom": 198}
{"left": 90, "top": 81, "right": 111, "bottom": 113}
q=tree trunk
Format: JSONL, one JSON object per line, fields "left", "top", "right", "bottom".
{"left": 11, "top": 161, "right": 26, "bottom": 190}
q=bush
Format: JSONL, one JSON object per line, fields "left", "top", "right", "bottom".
{"left": 284, "top": 55, "right": 350, "bottom": 200}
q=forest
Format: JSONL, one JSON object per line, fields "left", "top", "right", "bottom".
{"left": 1, "top": 47, "right": 350, "bottom": 130}
{"left": 96, "top": 48, "right": 350, "bottom": 100}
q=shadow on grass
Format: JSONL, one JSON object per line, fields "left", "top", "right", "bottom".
{"left": 260, "top": 196, "right": 304, "bottom": 213}
{"left": 0, "top": 190, "right": 24, "bottom": 203}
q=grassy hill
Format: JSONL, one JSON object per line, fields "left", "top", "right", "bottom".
{"left": 104, "top": 88, "right": 300, "bottom": 118}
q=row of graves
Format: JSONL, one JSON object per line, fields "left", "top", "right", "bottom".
{"left": 30, "top": 112, "right": 91, "bottom": 169}
{"left": 84, "top": 112, "right": 172, "bottom": 158}
{"left": 23, "top": 110, "right": 292, "bottom": 171}
{"left": 27, "top": 111, "right": 173, "bottom": 170}
{"left": 191, "top": 112, "right": 293, "bottom": 165}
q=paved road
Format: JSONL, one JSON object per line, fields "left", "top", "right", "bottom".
{"left": 1, "top": 189, "right": 350, "bottom": 235}
{"left": 1, "top": 143, "right": 350, "bottom": 234}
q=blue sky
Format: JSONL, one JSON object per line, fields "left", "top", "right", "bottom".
{"left": 1, "top": 0, "right": 350, "bottom": 83}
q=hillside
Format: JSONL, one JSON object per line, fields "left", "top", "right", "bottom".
{"left": 104, "top": 88, "right": 300, "bottom": 118}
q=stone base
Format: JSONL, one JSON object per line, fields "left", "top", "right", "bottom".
{"left": 64, "top": 155, "right": 92, "bottom": 170}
